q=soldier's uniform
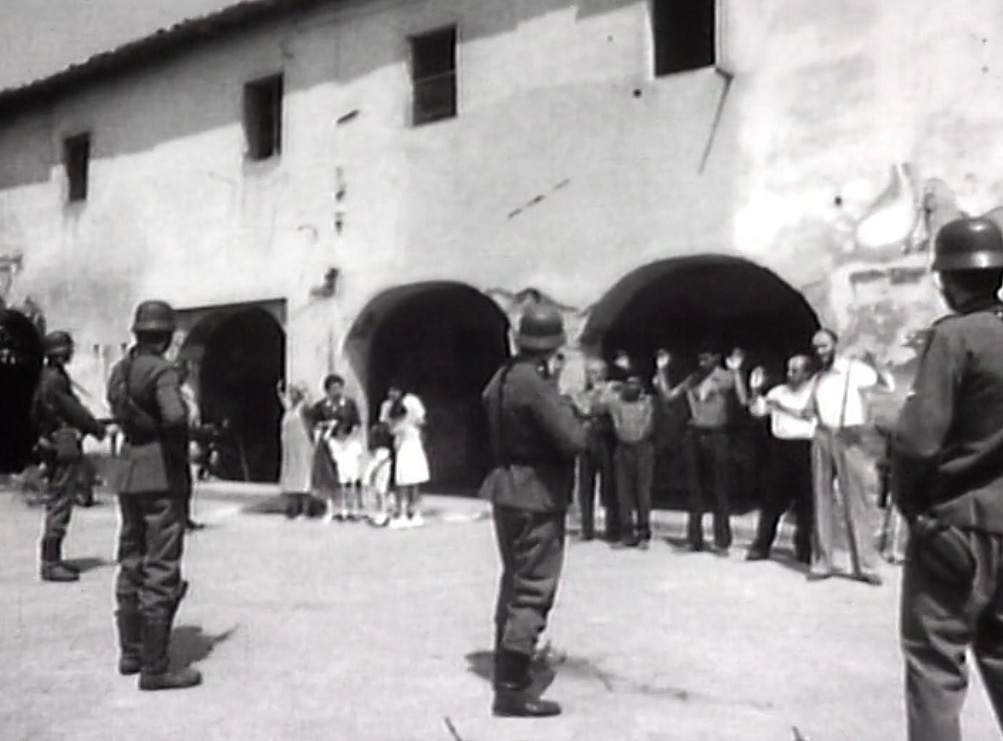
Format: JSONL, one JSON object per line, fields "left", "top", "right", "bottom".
{"left": 893, "top": 217, "right": 1003, "bottom": 741}
{"left": 480, "top": 305, "right": 586, "bottom": 718}
{"left": 108, "top": 300, "right": 201, "bottom": 691}
{"left": 34, "top": 331, "right": 106, "bottom": 583}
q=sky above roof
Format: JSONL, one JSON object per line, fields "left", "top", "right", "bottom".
{"left": 0, "top": 0, "right": 240, "bottom": 90}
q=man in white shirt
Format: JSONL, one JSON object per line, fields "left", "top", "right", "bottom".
{"left": 808, "top": 329, "right": 895, "bottom": 585}
{"left": 745, "top": 355, "right": 816, "bottom": 564}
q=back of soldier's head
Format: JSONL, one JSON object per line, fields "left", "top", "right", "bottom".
{"left": 131, "top": 300, "right": 176, "bottom": 352}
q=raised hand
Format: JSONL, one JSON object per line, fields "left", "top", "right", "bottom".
{"left": 725, "top": 348, "right": 746, "bottom": 372}
{"left": 749, "top": 366, "right": 766, "bottom": 391}
{"left": 655, "top": 350, "right": 671, "bottom": 370}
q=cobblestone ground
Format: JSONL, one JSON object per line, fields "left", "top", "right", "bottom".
{"left": 1, "top": 487, "right": 997, "bottom": 741}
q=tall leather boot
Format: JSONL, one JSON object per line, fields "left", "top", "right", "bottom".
{"left": 138, "top": 619, "right": 202, "bottom": 691}
{"left": 115, "top": 607, "right": 143, "bottom": 675}
{"left": 492, "top": 649, "right": 561, "bottom": 718}
{"left": 40, "top": 537, "right": 79, "bottom": 582}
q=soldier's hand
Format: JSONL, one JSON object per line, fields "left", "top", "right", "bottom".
{"left": 725, "top": 348, "right": 746, "bottom": 371}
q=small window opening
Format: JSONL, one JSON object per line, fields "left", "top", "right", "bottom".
{"left": 244, "top": 74, "right": 283, "bottom": 161}
{"left": 411, "top": 26, "right": 457, "bottom": 126}
{"left": 652, "top": 0, "right": 716, "bottom": 76}
{"left": 64, "top": 133, "right": 91, "bottom": 203}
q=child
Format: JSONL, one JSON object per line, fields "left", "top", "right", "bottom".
{"left": 380, "top": 384, "right": 430, "bottom": 529}
{"left": 325, "top": 423, "right": 364, "bottom": 522}
{"left": 362, "top": 422, "right": 395, "bottom": 527}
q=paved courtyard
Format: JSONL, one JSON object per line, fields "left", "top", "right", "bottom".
{"left": 1, "top": 486, "right": 998, "bottom": 741}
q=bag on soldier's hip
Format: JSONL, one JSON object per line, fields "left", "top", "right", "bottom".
{"left": 49, "top": 427, "right": 83, "bottom": 463}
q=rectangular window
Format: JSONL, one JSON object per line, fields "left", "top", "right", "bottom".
{"left": 652, "top": 0, "right": 716, "bottom": 76}
{"left": 243, "top": 74, "right": 283, "bottom": 161}
{"left": 411, "top": 26, "right": 457, "bottom": 126}
{"left": 63, "top": 133, "right": 91, "bottom": 203}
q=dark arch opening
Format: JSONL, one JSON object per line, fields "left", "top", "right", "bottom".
{"left": 582, "top": 255, "right": 820, "bottom": 510}
{"left": 196, "top": 308, "right": 286, "bottom": 483}
{"left": 349, "top": 282, "right": 510, "bottom": 491}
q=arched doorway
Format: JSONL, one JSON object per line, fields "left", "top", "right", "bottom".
{"left": 347, "top": 282, "right": 510, "bottom": 490}
{"left": 184, "top": 307, "right": 286, "bottom": 483}
{"left": 582, "top": 255, "right": 820, "bottom": 509}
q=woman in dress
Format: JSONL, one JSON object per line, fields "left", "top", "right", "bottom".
{"left": 379, "top": 382, "right": 430, "bottom": 529}
{"left": 278, "top": 382, "right": 314, "bottom": 519}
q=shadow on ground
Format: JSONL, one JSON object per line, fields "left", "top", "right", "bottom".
{"left": 62, "top": 557, "right": 113, "bottom": 573}
{"left": 170, "top": 625, "right": 238, "bottom": 670}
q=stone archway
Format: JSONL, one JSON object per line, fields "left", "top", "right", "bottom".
{"left": 346, "top": 281, "right": 510, "bottom": 490}
{"left": 180, "top": 306, "right": 286, "bottom": 483}
{"left": 581, "top": 254, "right": 820, "bottom": 509}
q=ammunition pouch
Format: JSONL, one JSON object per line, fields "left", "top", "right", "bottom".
{"left": 910, "top": 515, "right": 977, "bottom": 586}
{"left": 46, "top": 427, "right": 83, "bottom": 463}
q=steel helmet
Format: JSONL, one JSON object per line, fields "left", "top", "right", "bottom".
{"left": 515, "top": 305, "right": 566, "bottom": 352}
{"left": 42, "top": 330, "right": 74, "bottom": 357}
{"left": 932, "top": 217, "right": 1003, "bottom": 271}
{"left": 131, "top": 300, "right": 176, "bottom": 333}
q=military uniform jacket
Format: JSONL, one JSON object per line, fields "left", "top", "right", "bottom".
{"left": 35, "top": 365, "right": 104, "bottom": 438}
{"left": 892, "top": 297, "right": 1003, "bottom": 533}
{"left": 479, "top": 357, "right": 587, "bottom": 513}
{"left": 108, "top": 347, "right": 190, "bottom": 496}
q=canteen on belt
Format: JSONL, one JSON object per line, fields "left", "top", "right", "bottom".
{"left": 0, "top": 308, "right": 44, "bottom": 473}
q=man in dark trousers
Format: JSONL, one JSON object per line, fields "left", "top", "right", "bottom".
{"left": 107, "top": 300, "right": 200, "bottom": 691}
{"left": 480, "top": 304, "right": 586, "bottom": 718}
{"left": 573, "top": 358, "right": 621, "bottom": 542}
{"left": 608, "top": 375, "right": 656, "bottom": 549}
{"left": 34, "top": 330, "right": 106, "bottom": 583}
{"left": 745, "top": 355, "right": 816, "bottom": 564}
{"left": 893, "top": 216, "right": 1003, "bottom": 741}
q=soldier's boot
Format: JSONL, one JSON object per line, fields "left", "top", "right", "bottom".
{"left": 492, "top": 649, "right": 561, "bottom": 718}
{"left": 40, "top": 537, "right": 79, "bottom": 582}
{"left": 115, "top": 607, "right": 143, "bottom": 675}
{"left": 138, "top": 619, "right": 202, "bottom": 691}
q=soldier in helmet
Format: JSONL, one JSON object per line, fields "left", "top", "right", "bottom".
{"left": 480, "top": 304, "right": 586, "bottom": 718}
{"left": 893, "top": 216, "right": 1003, "bottom": 740}
{"left": 33, "top": 330, "right": 106, "bottom": 582}
{"left": 106, "top": 300, "right": 200, "bottom": 691}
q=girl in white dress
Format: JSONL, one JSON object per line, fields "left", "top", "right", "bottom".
{"left": 379, "top": 384, "right": 430, "bottom": 528}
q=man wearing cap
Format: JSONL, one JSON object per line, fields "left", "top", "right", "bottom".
{"left": 893, "top": 216, "right": 1003, "bottom": 741}
{"left": 480, "top": 304, "right": 586, "bottom": 718}
{"left": 33, "top": 330, "right": 107, "bottom": 582}
{"left": 106, "top": 300, "right": 200, "bottom": 691}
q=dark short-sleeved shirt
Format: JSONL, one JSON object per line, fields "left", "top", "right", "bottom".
{"left": 893, "top": 298, "right": 1003, "bottom": 533}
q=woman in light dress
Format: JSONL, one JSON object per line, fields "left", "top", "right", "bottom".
{"left": 278, "top": 382, "right": 315, "bottom": 519}
{"left": 379, "top": 383, "right": 430, "bottom": 529}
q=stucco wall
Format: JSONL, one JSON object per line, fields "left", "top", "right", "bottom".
{"left": 2, "top": 0, "right": 1003, "bottom": 414}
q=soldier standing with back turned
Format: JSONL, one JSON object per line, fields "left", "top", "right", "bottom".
{"left": 34, "top": 330, "right": 106, "bottom": 583}
{"left": 107, "top": 300, "right": 201, "bottom": 691}
{"left": 893, "top": 216, "right": 1003, "bottom": 741}
{"left": 480, "top": 305, "right": 586, "bottom": 718}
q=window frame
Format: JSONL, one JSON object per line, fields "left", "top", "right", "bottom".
{"left": 243, "top": 73, "right": 284, "bottom": 162}
{"left": 409, "top": 25, "right": 458, "bottom": 127}
{"left": 63, "top": 132, "right": 92, "bottom": 204}
{"left": 651, "top": 0, "right": 717, "bottom": 78}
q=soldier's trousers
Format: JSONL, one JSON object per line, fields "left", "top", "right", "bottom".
{"left": 42, "top": 461, "right": 83, "bottom": 542}
{"left": 115, "top": 493, "right": 187, "bottom": 623}
{"left": 811, "top": 426, "right": 877, "bottom": 576}
{"left": 901, "top": 527, "right": 1003, "bottom": 741}
{"left": 493, "top": 505, "right": 566, "bottom": 657}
